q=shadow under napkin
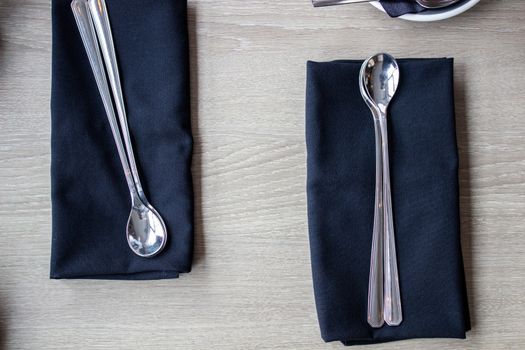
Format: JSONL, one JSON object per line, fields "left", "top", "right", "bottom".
{"left": 0, "top": 296, "right": 5, "bottom": 350}
{"left": 305, "top": 58, "right": 470, "bottom": 345}
{"left": 50, "top": 0, "right": 194, "bottom": 279}
{"left": 454, "top": 69, "right": 476, "bottom": 329}
{"left": 187, "top": 5, "right": 206, "bottom": 267}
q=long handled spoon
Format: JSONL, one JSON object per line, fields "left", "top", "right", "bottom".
{"left": 360, "top": 53, "right": 402, "bottom": 327}
{"left": 71, "top": 0, "right": 167, "bottom": 258}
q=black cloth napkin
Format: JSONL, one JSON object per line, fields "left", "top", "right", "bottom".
{"left": 305, "top": 58, "right": 470, "bottom": 345}
{"left": 50, "top": 0, "right": 193, "bottom": 279}
{"left": 380, "top": 0, "right": 425, "bottom": 17}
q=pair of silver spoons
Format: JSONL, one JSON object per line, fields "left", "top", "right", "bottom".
{"left": 71, "top": 0, "right": 168, "bottom": 258}
{"left": 359, "top": 53, "right": 402, "bottom": 328}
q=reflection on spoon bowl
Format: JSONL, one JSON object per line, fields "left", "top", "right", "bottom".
{"left": 127, "top": 201, "right": 168, "bottom": 258}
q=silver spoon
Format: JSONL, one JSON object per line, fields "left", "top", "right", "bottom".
{"left": 360, "top": 53, "right": 402, "bottom": 327}
{"left": 312, "top": 0, "right": 460, "bottom": 9}
{"left": 71, "top": 0, "right": 167, "bottom": 258}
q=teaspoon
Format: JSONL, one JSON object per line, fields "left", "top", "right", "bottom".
{"left": 71, "top": 0, "right": 168, "bottom": 258}
{"left": 360, "top": 53, "right": 402, "bottom": 327}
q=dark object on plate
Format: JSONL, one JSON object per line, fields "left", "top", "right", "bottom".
{"left": 379, "top": 0, "right": 425, "bottom": 17}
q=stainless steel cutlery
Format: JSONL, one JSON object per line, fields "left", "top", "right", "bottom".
{"left": 359, "top": 53, "right": 402, "bottom": 327}
{"left": 71, "top": 0, "right": 168, "bottom": 258}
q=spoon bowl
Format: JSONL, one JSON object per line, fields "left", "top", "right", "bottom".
{"left": 127, "top": 199, "right": 168, "bottom": 258}
{"left": 360, "top": 53, "right": 399, "bottom": 114}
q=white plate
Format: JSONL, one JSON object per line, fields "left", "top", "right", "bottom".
{"left": 370, "top": 0, "right": 480, "bottom": 22}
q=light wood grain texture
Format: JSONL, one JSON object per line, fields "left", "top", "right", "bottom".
{"left": 1, "top": 0, "right": 524, "bottom": 349}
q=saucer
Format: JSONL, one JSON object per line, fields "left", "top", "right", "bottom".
{"left": 371, "top": 0, "right": 480, "bottom": 22}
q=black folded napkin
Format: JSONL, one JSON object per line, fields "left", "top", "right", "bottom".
{"left": 50, "top": 0, "right": 193, "bottom": 279}
{"left": 380, "top": 0, "right": 425, "bottom": 17}
{"left": 305, "top": 58, "right": 470, "bottom": 345}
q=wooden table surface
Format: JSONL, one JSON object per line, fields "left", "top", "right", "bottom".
{"left": 1, "top": 0, "right": 524, "bottom": 349}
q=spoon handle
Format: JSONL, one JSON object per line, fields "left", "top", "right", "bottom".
{"left": 71, "top": 0, "right": 138, "bottom": 200}
{"left": 87, "top": 0, "right": 147, "bottom": 203}
{"left": 379, "top": 116, "right": 402, "bottom": 326}
{"left": 367, "top": 116, "right": 384, "bottom": 328}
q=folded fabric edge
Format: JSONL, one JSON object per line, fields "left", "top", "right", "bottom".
{"left": 50, "top": 269, "right": 184, "bottom": 280}
{"left": 341, "top": 333, "right": 467, "bottom": 346}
